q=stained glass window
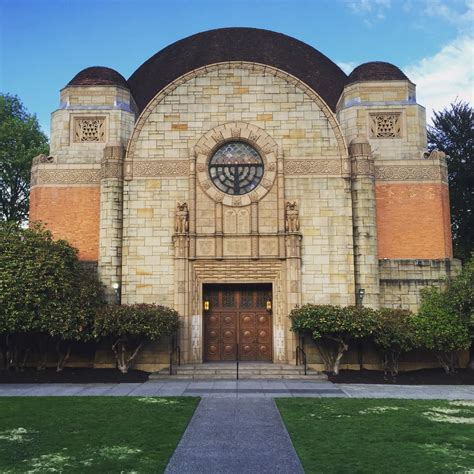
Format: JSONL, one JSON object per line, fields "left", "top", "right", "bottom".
{"left": 209, "top": 142, "right": 264, "bottom": 195}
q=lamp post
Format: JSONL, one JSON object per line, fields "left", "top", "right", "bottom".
{"left": 112, "top": 282, "right": 121, "bottom": 305}
{"left": 357, "top": 288, "right": 365, "bottom": 371}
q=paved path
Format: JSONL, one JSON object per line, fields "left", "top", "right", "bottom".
{"left": 165, "top": 398, "right": 304, "bottom": 474}
{"left": 0, "top": 380, "right": 473, "bottom": 399}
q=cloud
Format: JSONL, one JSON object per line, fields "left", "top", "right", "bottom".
{"left": 342, "top": 0, "right": 391, "bottom": 24}
{"left": 404, "top": 35, "right": 474, "bottom": 123}
{"left": 422, "top": 0, "right": 474, "bottom": 32}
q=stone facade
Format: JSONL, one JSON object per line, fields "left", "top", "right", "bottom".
{"left": 29, "top": 29, "right": 459, "bottom": 371}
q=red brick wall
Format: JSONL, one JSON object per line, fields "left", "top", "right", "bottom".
{"left": 376, "top": 183, "right": 452, "bottom": 259}
{"left": 29, "top": 186, "right": 100, "bottom": 261}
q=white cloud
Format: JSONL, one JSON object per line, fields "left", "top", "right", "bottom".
{"left": 423, "top": 0, "right": 474, "bottom": 32}
{"left": 404, "top": 35, "right": 474, "bottom": 123}
{"left": 342, "top": 0, "right": 391, "bottom": 23}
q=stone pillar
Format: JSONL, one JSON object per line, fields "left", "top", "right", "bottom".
{"left": 189, "top": 149, "right": 197, "bottom": 260}
{"left": 285, "top": 201, "right": 302, "bottom": 362}
{"left": 349, "top": 136, "right": 379, "bottom": 308}
{"left": 277, "top": 149, "right": 286, "bottom": 259}
{"left": 98, "top": 144, "right": 124, "bottom": 303}
{"left": 173, "top": 202, "right": 190, "bottom": 362}
{"left": 251, "top": 200, "right": 259, "bottom": 259}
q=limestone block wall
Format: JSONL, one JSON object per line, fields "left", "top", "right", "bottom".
{"left": 379, "top": 258, "right": 461, "bottom": 311}
{"left": 285, "top": 176, "right": 355, "bottom": 306}
{"left": 123, "top": 63, "right": 353, "bottom": 313}
{"left": 30, "top": 85, "right": 136, "bottom": 262}
{"left": 337, "top": 81, "right": 426, "bottom": 160}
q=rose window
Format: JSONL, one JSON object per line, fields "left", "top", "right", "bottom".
{"left": 208, "top": 142, "right": 264, "bottom": 195}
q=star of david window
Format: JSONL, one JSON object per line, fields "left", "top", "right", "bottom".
{"left": 208, "top": 142, "right": 264, "bottom": 195}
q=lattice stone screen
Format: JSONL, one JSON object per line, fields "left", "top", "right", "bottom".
{"left": 369, "top": 113, "right": 402, "bottom": 138}
{"left": 73, "top": 117, "right": 106, "bottom": 142}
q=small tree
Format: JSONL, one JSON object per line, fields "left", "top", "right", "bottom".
{"left": 413, "top": 286, "right": 470, "bottom": 373}
{"left": 290, "top": 304, "right": 378, "bottom": 375}
{"left": 372, "top": 309, "right": 415, "bottom": 377}
{"left": 94, "top": 304, "right": 180, "bottom": 373}
{"left": 0, "top": 222, "right": 104, "bottom": 370}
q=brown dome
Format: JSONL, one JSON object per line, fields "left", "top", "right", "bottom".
{"left": 128, "top": 28, "right": 347, "bottom": 113}
{"left": 347, "top": 62, "right": 409, "bottom": 85}
{"left": 68, "top": 66, "right": 129, "bottom": 88}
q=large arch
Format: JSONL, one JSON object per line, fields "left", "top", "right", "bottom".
{"left": 128, "top": 27, "right": 347, "bottom": 113}
{"left": 126, "top": 61, "right": 349, "bottom": 170}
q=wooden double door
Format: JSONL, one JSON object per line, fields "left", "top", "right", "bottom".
{"left": 203, "top": 284, "right": 272, "bottom": 362}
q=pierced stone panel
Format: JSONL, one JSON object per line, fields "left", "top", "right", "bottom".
{"left": 74, "top": 117, "right": 106, "bottom": 142}
{"left": 369, "top": 113, "right": 402, "bottom": 138}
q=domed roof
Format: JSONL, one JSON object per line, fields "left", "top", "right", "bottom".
{"left": 128, "top": 28, "right": 347, "bottom": 113}
{"left": 68, "top": 66, "right": 129, "bottom": 88}
{"left": 346, "top": 62, "right": 409, "bottom": 85}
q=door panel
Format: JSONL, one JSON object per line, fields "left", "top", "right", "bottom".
{"left": 203, "top": 284, "right": 272, "bottom": 361}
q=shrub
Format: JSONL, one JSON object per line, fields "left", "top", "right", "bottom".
{"left": 412, "top": 286, "right": 470, "bottom": 373}
{"left": 94, "top": 304, "right": 180, "bottom": 373}
{"left": 372, "top": 308, "right": 415, "bottom": 377}
{"left": 0, "top": 222, "right": 104, "bottom": 370}
{"left": 290, "top": 304, "right": 378, "bottom": 374}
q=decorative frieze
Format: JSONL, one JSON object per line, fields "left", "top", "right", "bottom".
{"left": 133, "top": 160, "right": 189, "bottom": 177}
{"left": 284, "top": 159, "right": 341, "bottom": 175}
{"left": 375, "top": 165, "right": 445, "bottom": 182}
{"left": 31, "top": 168, "right": 101, "bottom": 186}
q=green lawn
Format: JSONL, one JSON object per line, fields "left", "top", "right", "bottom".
{"left": 277, "top": 398, "right": 474, "bottom": 474}
{"left": 0, "top": 397, "right": 199, "bottom": 473}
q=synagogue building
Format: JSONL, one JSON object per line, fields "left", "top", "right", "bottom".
{"left": 29, "top": 28, "right": 458, "bottom": 369}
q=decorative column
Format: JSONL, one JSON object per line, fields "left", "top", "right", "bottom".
{"left": 251, "top": 199, "right": 259, "bottom": 259}
{"left": 277, "top": 149, "right": 286, "bottom": 258}
{"left": 349, "top": 136, "right": 380, "bottom": 308}
{"left": 98, "top": 144, "right": 124, "bottom": 303}
{"left": 285, "top": 201, "right": 302, "bottom": 361}
{"left": 173, "top": 202, "right": 190, "bottom": 362}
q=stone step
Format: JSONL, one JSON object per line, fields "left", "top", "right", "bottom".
{"left": 149, "top": 372, "right": 327, "bottom": 380}
{"left": 148, "top": 363, "right": 327, "bottom": 381}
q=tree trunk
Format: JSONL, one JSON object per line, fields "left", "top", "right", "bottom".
{"left": 56, "top": 342, "right": 71, "bottom": 372}
{"left": 112, "top": 339, "right": 143, "bottom": 374}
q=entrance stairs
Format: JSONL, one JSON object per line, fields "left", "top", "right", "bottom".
{"left": 149, "top": 362, "right": 327, "bottom": 380}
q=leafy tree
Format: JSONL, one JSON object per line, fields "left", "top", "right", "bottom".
{"left": 0, "top": 222, "right": 104, "bottom": 370}
{"left": 427, "top": 101, "right": 474, "bottom": 261}
{"left": 0, "top": 94, "right": 49, "bottom": 223}
{"left": 372, "top": 308, "right": 415, "bottom": 377}
{"left": 94, "top": 304, "right": 180, "bottom": 373}
{"left": 412, "top": 285, "right": 470, "bottom": 373}
{"left": 289, "top": 304, "right": 378, "bottom": 375}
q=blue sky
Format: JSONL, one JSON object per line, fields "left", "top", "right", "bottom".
{"left": 1, "top": 0, "right": 473, "bottom": 136}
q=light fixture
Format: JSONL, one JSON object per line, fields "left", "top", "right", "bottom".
{"left": 357, "top": 288, "right": 365, "bottom": 303}
{"left": 112, "top": 282, "right": 119, "bottom": 290}
{"left": 203, "top": 300, "right": 210, "bottom": 311}
{"left": 266, "top": 300, "right": 272, "bottom": 312}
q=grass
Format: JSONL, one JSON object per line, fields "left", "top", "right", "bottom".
{"left": 276, "top": 398, "right": 474, "bottom": 474}
{"left": 0, "top": 396, "right": 199, "bottom": 473}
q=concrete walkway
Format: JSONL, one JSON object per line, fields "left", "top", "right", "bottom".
{"left": 0, "top": 380, "right": 473, "bottom": 398}
{"left": 165, "top": 398, "right": 304, "bottom": 474}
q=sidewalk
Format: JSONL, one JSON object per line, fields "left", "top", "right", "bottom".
{"left": 0, "top": 380, "right": 473, "bottom": 398}
{"left": 165, "top": 398, "right": 304, "bottom": 473}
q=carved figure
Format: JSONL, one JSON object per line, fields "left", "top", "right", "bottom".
{"left": 428, "top": 149, "right": 446, "bottom": 160}
{"left": 285, "top": 201, "right": 300, "bottom": 232}
{"left": 175, "top": 202, "right": 189, "bottom": 234}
